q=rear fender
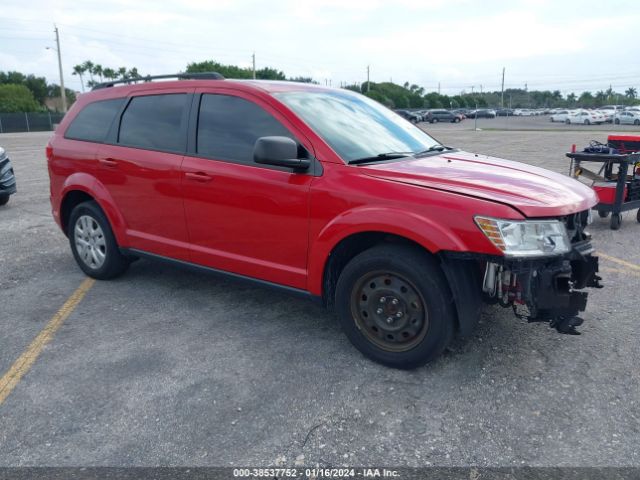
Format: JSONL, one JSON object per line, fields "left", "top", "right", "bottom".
{"left": 60, "top": 174, "right": 128, "bottom": 245}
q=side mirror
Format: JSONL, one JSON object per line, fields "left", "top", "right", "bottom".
{"left": 253, "top": 136, "right": 310, "bottom": 171}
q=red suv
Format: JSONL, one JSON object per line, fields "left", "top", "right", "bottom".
{"left": 47, "top": 73, "right": 602, "bottom": 368}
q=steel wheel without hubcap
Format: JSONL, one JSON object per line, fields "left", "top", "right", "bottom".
{"left": 350, "top": 271, "right": 428, "bottom": 352}
{"left": 74, "top": 215, "right": 107, "bottom": 269}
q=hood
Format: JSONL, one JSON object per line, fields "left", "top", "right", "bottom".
{"left": 360, "top": 150, "right": 598, "bottom": 217}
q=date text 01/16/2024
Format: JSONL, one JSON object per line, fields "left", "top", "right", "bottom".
{"left": 232, "top": 467, "right": 399, "bottom": 477}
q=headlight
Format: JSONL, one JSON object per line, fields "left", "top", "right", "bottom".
{"left": 475, "top": 216, "right": 571, "bottom": 257}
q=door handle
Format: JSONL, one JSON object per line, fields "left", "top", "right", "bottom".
{"left": 98, "top": 158, "right": 118, "bottom": 168}
{"left": 185, "top": 171, "right": 213, "bottom": 182}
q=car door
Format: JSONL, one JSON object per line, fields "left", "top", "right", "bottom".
{"left": 181, "top": 90, "right": 315, "bottom": 289}
{"left": 95, "top": 89, "right": 192, "bottom": 261}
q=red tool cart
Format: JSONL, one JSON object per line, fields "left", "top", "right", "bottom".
{"left": 566, "top": 135, "right": 640, "bottom": 230}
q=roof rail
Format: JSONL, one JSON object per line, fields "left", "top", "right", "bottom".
{"left": 91, "top": 72, "right": 225, "bottom": 90}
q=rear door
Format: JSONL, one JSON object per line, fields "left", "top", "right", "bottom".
{"left": 181, "top": 89, "right": 315, "bottom": 289}
{"left": 95, "top": 88, "right": 192, "bottom": 260}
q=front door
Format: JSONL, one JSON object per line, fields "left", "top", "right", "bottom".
{"left": 181, "top": 91, "right": 315, "bottom": 289}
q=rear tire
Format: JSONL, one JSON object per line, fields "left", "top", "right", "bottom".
{"left": 0, "top": 194, "right": 9, "bottom": 206}
{"left": 635, "top": 119, "right": 640, "bottom": 126}
{"left": 335, "top": 244, "right": 455, "bottom": 369}
{"left": 615, "top": 118, "right": 620, "bottom": 125}
{"left": 432, "top": 118, "right": 438, "bottom": 123}
{"left": 565, "top": 119, "right": 570, "bottom": 124}
{"left": 68, "top": 201, "right": 130, "bottom": 280}
{"left": 584, "top": 119, "right": 590, "bottom": 125}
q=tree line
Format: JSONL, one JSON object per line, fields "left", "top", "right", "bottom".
{"left": 0, "top": 71, "right": 75, "bottom": 113}
{"left": 1, "top": 58, "right": 638, "bottom": 113}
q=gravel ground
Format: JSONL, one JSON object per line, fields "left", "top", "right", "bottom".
{"left": 0, "top": 130, "right": 638, "bottom": 468}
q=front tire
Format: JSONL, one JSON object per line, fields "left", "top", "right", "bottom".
{"left": 335, "top": 244, "right": 455, "bottom": 369}
{"left": 68, "top": 201, "right": 130, "bottom": 279}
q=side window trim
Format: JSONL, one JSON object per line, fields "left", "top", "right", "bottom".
{"left": 108, "top": 91, "right": 193, "bottom": 155}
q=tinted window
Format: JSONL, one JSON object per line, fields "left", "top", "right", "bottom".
{"left": 118, "top": 94, "right": 187, "bottom": 152}
{"left": 197, "top": 94, "right": 292, "bottom": 163}
{"left": 65, "top": 98, "right": 124, "bottom": 142}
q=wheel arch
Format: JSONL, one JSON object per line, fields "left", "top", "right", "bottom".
{"left": 59, "top": 177, "right": 127, "bottom": 244}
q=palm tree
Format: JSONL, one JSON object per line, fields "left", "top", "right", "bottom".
{"left": 117, "top": 67, "right": 128, "bottom": 80}
{"left": 93, "top": 64, "right": 104, "bottom": 82}
{"left": 128, "top": 67, "right": 140, "bottom": 79}
{"left": 82, "top": 60, "right": 95, "bottom": 83}
{"left": 625, "top": 87, "right": 637, "bottom": 100}
{"left": 567, "top": 92, "right": 577, "bottom": 105}
{"left": 72, "top": 64, "right": 86, "bottom": 92}
{"left": 103, "top": 68, "right": 116, "bottom": 81}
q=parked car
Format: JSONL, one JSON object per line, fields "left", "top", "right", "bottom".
{"left": 513, "top": 109, "right": 534, "bottom": 116}
{"left": 567, "top": 110, "right": 605, "bottom": 125}
{"left": 427, "top": 109, "right": 463, "bottom": 123}
{"left": 395, "top": 109, "right": 422, "bottom": 124}
{"left": 495, "top": 108, "right": 514, "bottom": 116}
{"left": 451, "top": 109, "right": 470, "bottom": 118}
{"left": 0, "top": 146, "right": 17, "bottom": 206}
{"left": 468, "top": 109, "right": 496, "bottom": 119}
{"left": 550, "top": 110, "right": 571, "bottom": 122}
{"left": 614, "top": 111, "right": 640, "bottom": 125}
{"left": 47, "top": 74, "right": 601, "bottom": 368}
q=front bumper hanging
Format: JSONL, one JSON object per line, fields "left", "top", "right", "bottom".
{"left": 481, "top": 240, "right": 603, "bottom": 334}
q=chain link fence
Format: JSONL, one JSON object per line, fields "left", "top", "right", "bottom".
{"left": 0, "top": 112, "right": 65, "bottom": 133}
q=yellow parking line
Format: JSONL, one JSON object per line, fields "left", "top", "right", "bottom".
{"left": 597, "top": 252, "right": 640, "bottom": 272}
{"left": 0, "top": 278, "right": 95, "bottom": 406}
{"left": 600, "top": 265, "right": 640, "bottom": 277}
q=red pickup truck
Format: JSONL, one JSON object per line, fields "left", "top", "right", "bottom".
{"left": 47, "top": 74, "right": 602, "bottom": 368}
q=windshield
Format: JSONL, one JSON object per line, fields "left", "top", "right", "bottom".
{"left": 275, "top": 90, "right": 440, "bottom": 163}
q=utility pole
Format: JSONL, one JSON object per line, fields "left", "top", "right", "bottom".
{"left": 366, "top": 65, "right": 370, "bottom": 92}
{"left": 54, "top": 25, "right": 67, "bottom": 112}
{"left": 252, "top": 52, "right": 256, "bottom": 79}
{"left": 501, "top": 67, "right": 505, "bottom": 108}
{"left": 438, "top": 82, "right": 441, "bottom": 95}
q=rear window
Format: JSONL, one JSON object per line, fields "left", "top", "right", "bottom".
{"left": 118, "top": 94, "right": 188, "bottom": 152}
{"left": 64, "top": 98, "right": 124, "bottom": 142}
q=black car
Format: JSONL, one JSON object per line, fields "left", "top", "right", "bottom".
{"left": 394, "top": 109, "right": 422, "bottom": 124}
{"left": 495, "top": 108, "right": 514, "bottom": 116}
{"left": 427, "top": 109, "right": 463, "bottom": 123}
{"left": 0, "top": 147, "right": 17, "bottom": 206}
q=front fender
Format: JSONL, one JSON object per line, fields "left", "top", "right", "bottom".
{"left": 307, "top": 206, "right": 468, "bottom": 295}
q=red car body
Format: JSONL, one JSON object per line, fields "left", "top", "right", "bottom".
{"left": 47, "top": 79, "right": 601, "bottom": 365}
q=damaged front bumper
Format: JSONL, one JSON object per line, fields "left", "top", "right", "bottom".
{"left": 440, "top": 240, "right": 602, "bottom": 337}
{"left": 481, "top": 240, "right": 603, "bottom": 334}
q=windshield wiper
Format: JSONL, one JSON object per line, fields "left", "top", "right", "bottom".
{"left": 414, "top": 145, "right": 454, "bottom": 156}
{"left": 348, "top": 151, "right": 415, "bottom": 165}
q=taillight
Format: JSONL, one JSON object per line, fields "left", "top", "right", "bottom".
{"left": 45, "top": 144, "right": 53, "bottom": 161}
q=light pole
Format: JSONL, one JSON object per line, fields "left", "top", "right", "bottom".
{"left": 46, "top": 26, "right": 67, "bottom": 112}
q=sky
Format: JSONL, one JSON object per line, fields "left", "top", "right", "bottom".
{"left": 1, "top": 0, "right": 639, "bottom": 96}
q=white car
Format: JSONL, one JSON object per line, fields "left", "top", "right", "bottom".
{"left": 614, "top": 111, "right": 640, "bottom": 125}
{"left": 514, "top": 109, "right": 534, "bottom": 116}
{"left": 566, "top": 110, "right": 605, "bottom": 125}
{"left": 550, "top": 110, "right": 571, "bottom": 122}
